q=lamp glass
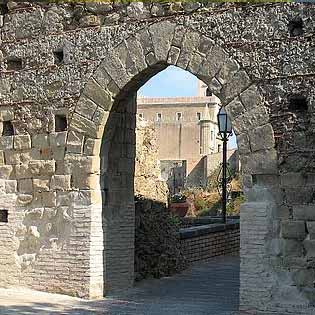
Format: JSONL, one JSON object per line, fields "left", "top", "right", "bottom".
{"left": 217, "top": 106, "right": 232, "bottom": 136}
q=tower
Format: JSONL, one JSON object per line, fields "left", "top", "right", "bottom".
{"left": 200, "top": 104, "right": 212, "bottom": 155}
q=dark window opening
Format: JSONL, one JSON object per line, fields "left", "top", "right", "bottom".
{"left": 7, "top": 58, "right": 23, "bottom": 71}
{"left": 55, "top": 115, "right": 67, "bottom": 132}
{"left": 54, "top": 50, "right": 64, "bottom": 65}
{"left": 176, "top": 112, "right": 182, "bottom": 121}
{"left": 197, "top": 112, "right": 201, "bottom": 121}
{"left": 206, "top": 88, "right": 212, "bottom": 96}
{"left": 288, "top": 18, "right": 304, "bottom": 37}
{"left": 288, "top": 95, "right": 308, "bottom": 112}
{"left": 2, "top": 121, "right": 14, "bottom": 136}
{"left": 0, "top": 210, "right": 8, "bottom": 223}
{"left": 0, "top": 4, "right": 8, "bottom": 15}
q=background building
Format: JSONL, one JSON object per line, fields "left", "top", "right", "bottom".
{"left": 137, "top": 80, "right": 237, "bottom": 191}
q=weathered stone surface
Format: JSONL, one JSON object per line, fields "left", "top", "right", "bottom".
{"left": 294, "top": 205, "right": 315, "bottom": 221}
{"left": 281, "top": 220, "right": 306, "bottom": 240}
{"left": 50, "top": 175, "right": 71, "bottom": 191}
{"left": 240, "top": 85, "right": 263, "bottom": 111}
{"left": 14, "top": 135, "right": 31, "bottom": 150}
{"left": 249, "top": 124, "right": 275, "bottom": 152}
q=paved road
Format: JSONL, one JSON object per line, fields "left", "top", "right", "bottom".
{"left": 0, "top": 256, "right": 240, "bottom": 315}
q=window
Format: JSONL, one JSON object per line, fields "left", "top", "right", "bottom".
{"left": 288, "top": 18, "right": 304, "bottom": 37}
{"left": 197, "top": 112, "right": 201, "bottom": 121}
{"left": 211, "top": 130, "right": 214, "bottom": 141}
{"left": 156, "top": 113, "right": 162, "bottom": 122}
{"left": 288, "top": 95, "right": 308, "bottom": 112}
{"left": 55, "top": 115, "right": 67, "bottom": 132}
{"left": 2, "top": 121, "right": 14, "bottom": 136}
{"left": 138, "top": 113, "right": 144, "bottom": 119}
{"left": 7, "top": 58, "right": 23, "bottom": 71}
{"left": 54, "top": 50, "right": 64, "bottom": 64}
{"left": 176, "top": 112, "right": 182, "bottom": 121}
{"left": 0, "top": 210, "right": 8, "bottom": 223}
{"left": 218, "top": 144, "right": 221, "bottom": 152}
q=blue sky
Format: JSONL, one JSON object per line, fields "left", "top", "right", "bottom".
{"left": 138, "top": 66, "right": 237, "bottom": 149}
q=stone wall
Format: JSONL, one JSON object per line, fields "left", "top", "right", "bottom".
{"left": 135, "top": 118, "right": 168, "bottom": 203}
{"left": 180, "top": 221, "right": 240, "bottom": 264}
{"left": 0, "top": 1, "right": 314, "bottom": 314}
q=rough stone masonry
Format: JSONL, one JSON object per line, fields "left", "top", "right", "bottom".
{"left": 0, "top": 1, "right": 314, "bottom": 314}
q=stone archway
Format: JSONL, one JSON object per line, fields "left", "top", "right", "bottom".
{"left": 66, "top": 20, "right": 278, "bottom": 305}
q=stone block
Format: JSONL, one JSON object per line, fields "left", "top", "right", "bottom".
{"left": 50, "top": 175, "right": 71, "bottom": 191}
{"left": 220, "top": 70, "right": 251, "bottom": 105}
{"left": 281, "top": 220, "right": 306, "bottom": 240}
{"left": 72, "top": 174, "right": 99, "bottom": 190}
{"left": 0, "top": 165, "right": 13, "bottom": 179}
{"left": 52, "top": 146, "right": 65, "bottom": 161}
{"left": 176, "top": 31, "right": 200, "bottom": 69}
{"left": 0, "top": 136, "right": 13, "bottom": 150}
{"left": 167, "top": 46, "right": 181, "bottom": 65}
{"left": 49, "top": 132, "right": 67, "bottom": 147}
{"left": 29, "top": 160, "right": 55, "bottom": 176}
{"left": 17, "top": 194, "right": 33, "bottom": 206}
{"left": 0, "top": 108, "right": 14, "bottom": 121}
{"left": 249, "top": 124, "right": 275, "bottom": 152}
{"left": 70, "top": 114, "right": 102, "bottom": 139}
{"left": 5, "top": 180, "right": 17, "bottom": 193}
{"left": 32, "top": 134, "right": 49, "bottom": 148}
{"left": 236, "top": 133, "right": 251, "bottom": 155}
{"left": 217, "top": 58, "right": 240, "bottom": 85}
{"left": 287, "top": 188, "right": 314, "bottom": 204}
{"left": 0, "top": 151, "right": 4, "bottom": 165}
{"left": 240, "top": 149, "right": 278, "bottom": 175}
{"left": 304, "top": 240, "right": 315, "bottom": 258}
{"left": 14, "top": 135, "right": 31, "bottom": 150}
{"left": 280, "top": 172, "right": 306, "bottom": 188}
{"left": 294, "top": 205, "right": 315, "bottom": 221}
{"left": 18, "top": 179, "right": 33, "bottom": 193}
{"left": 225, "top": 97, "right": 246, "bottom": 121}
{"left": 15, "top": 163, "right": 32, "bottom": 179}
{"left": 240, "top": 85, "right": 263, "bottom": 111}
{"left": 187, "top": 52, "right": 204, "bottom": 75}
{"left": 75, "top": 95, "right": 98, "bottom": 120}
{"left": 149, "top": 21, "right": 175, "bottom": 61}
{"left": 67, "top": 130, "right": 84, "bottom": 154}
{"left": 33, "top": 178, "right": 50, "bottom": 192}
{"left": 282, "top": 239, "right": 303, "bottom": 257}
{"left": 40, "top": 191, "right": 57, "bottom": 207}
{"left": 124, "top": 36, "right": 147, "bottom": 73}
{"left": 84, "top": 138, "right": 101, "bottom": 156}
{"left": 83, "top": 79, "right": 112, "bottom": 111}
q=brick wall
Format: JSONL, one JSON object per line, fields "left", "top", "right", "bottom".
{"left": 180, "top": 221, "right": 240, "bottom": 264}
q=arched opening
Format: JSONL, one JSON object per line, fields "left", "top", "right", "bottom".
{"left": 100, "top": 63, "right": 241, "bottom": 308}
{"left": 68, "top": 22, "right": 278, "bottom": 309}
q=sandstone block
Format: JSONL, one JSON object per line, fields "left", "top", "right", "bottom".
{"left": 282, "top": 239, "right": 303, "bottom": 257}
{"left": 225, "top": 97, "right": 246, "bottom": 121}
{"left": 32, "top": 134, "right": 49, "bottom": 148}
{"left": 84, "top": 138, "right": 101, "bottom": 156}
{"left": 240, "top": 85, "right": 263, "bottom": 110}
{"left": 33, "top": 178, "right": 50, "bottom": 192}
{"left": 0, "top": 165, "right": 13, "bottom": 179}
{"left": 149, "top": 21, "right": 175, "bottom": 61}
{"left": 51, "top": 175, "right": 71, "bottom": 191}
{"left": 17, "top": 194, "right": 33, "bottom": 206}
{"left": 293, "top": 205, "right": 315, "bottom": 221}
{"left": 18, "top": 178, "right": 33, "bottom": 193}
{"left": 124, "top": 36, "right": 147, "bottom": 73}
{"left": 70, "top": 113, "right": 102, "bottom": 139}
{"left": 0, "top": 136, "right": 13, "bottom": 150}
{"left": 14, "top": 163, "right": 32, "bottom": 179}
{"left": 217, "top": 58, "right": 240, "bottom": 85}
{"left": 5, "top": 180, "right": 17, "bottom": 193}
{"left": 176, "top": 31, "right": 200, "bottom": 69}
{"left": 303, "top": 240, "right": 315, "bottom": 258}
{"left": 29, "top": 160, "right": 55, "bottom": 176}
{"left": 75, "top": 95, "right": 98, "bottom": 120}
{"left": 49, "top": 132, "right": 67, "bottom": 147}
{"left": 14, "top": 135, "right": 31, "bottom": 150}
{"left": 249, "top": 124, "right": 275, "bottom": 152}
{"left": 40, "top": 191, "right": 56, "bottom": 207}
{"left": 52, "top": 146, "right": 66, "bottom": 161}
{"left": 281, "top": 220, "right": 306, "bottom": 240}
{"left": 67, "top": 130, "right": 84, "bottom": 154}
{"left": 236, "top": 133, "right": 251, "bottom": 155}
{"left": 72, "top": 174, "right": 99, "bottom": 190}
{"left": 0, "top": 108, "right": 14, "bottom": 121}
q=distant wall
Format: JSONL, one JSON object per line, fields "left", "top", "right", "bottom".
{"left": 180, "top": 221, "right": 240, "bottom": 263}
{"left": 206, "top": 150, "right": 239, "bottom": 175}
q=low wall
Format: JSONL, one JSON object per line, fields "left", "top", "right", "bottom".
{"left": 180, "top": 221, "right": 240, "bottom": 264}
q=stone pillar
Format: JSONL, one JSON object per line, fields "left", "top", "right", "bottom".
{"left": 200, "top": 104, "right": 211, "bottom": 155}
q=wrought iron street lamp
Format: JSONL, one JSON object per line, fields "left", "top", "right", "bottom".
{"left": 217, "top": 106, "right": 232, "bottom": 223}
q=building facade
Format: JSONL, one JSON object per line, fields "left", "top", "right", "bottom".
{"left": 137, "top": 80, "right": 223, "bottom": 187}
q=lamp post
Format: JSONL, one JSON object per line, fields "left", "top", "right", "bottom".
{"left": 217, "top": 106, "right": 232, "bottom": 224}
